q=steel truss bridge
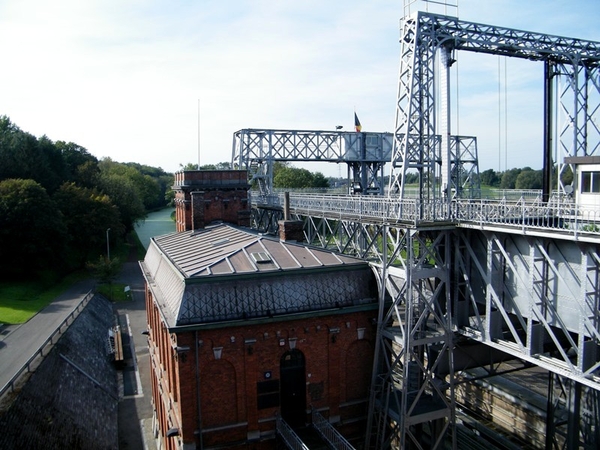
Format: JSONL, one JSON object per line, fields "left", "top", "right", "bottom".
{"left": 232, "top": 129, "right": 480, "bottom": 198}
{"left": 238, "top": 10, "right": 600, "bottom": 450}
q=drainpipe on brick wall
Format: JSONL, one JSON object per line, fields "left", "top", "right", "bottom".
{"left": 195, "top": 331, "right": 204, "bottom": 450}
{"left": 283, "top": 191, "right": 290, "bottom": 220}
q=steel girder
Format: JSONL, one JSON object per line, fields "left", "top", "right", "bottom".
{"left": 250, "top": 205, "right": 282, "bottom": 234}
{"left": 390, "top": 11, "right": 600, "bottom": 202}
{"left": 546, "top": 373, "right": 600, "bottom": 450}
{"left": 449, "top": 136, "right": 480, "bottom": 199}
{"left": 233, "top": 129, "right": 478, "bottom": 198}
{"left": 288, "top": 210, "right": 456, "bottom": 449}
{"left": 231, "top": 129, "right": 393, "bottom": 196}
{"left": 365, "top": 229, "right": 455, "bottom": 450}
{"left": 454, "top": 228, "right": 600, "bottom": 391}
{"left": 556, "top": 63, "right": 600, "bottom": 193}
{"left": 390, "top": 13, "right": 440, "bottom": 202}
{"left": 252, "top": 199, "right": 600, "bottom": 447}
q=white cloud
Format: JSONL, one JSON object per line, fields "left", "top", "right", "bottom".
{"left": 0, "top": 0, "right": 598, "bottom": 175}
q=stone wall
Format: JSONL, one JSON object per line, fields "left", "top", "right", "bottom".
{"left": 0, "top": 296, "right": 118, "bottom": 450}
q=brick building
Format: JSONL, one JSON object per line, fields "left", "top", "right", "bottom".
{"left": 139, "top": 171, "right": 378, "bottom": 449}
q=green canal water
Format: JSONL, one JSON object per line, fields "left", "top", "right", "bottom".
{"left": 134, "top": 208, "right": 176, "bottom": 250}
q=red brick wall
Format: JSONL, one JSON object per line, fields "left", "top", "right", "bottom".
{"left": 162, "top": 311, "right": 377, "bottom": 448}
{"left": 173, "top": 170, "right": 250, "bottom": 231}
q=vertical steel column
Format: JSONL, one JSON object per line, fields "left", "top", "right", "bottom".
{"left": 543, "top": 60, "right": 554, "bottom": 203}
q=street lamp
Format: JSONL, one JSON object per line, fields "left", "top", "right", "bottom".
{"left": 106, "top": 228, "right": 111, "bottom": 260}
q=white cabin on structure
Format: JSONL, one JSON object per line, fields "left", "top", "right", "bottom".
{"left": 565, "top": 156, "right": 600, "bottom": 211}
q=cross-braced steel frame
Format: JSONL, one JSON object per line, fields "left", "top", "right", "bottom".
{"left": 297, "top": 212, "right": 456, "bottom": 449}
{"left": 231, "top": 129, "right": 393, "bottom": 196}
{"left": 389, "top": 11, "right": 600, "bottom": 201}
{"left": 283, "top": 205, "right": 599, "bottom": 449}
{"left": 232, "top": 128, "right": 480, "bottom": 198}
{"left": 244, "top": 9, "right": 600, "bottom": 450}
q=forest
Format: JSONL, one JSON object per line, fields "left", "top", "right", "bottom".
{"left": 0, "top": 116, "right": 172, "bottom": 280}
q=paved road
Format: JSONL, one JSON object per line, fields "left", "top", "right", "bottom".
{"left": 115, "top": 258, "right": 156, "bottom": 450}
{"left": 0, "top": 279, "right": 96, "bottom": 391}
{"left": 0, "top": 260, "right": 156, "bottom": 450}
{"left": 0, "top": 209, "right": 175, "bottom": 448}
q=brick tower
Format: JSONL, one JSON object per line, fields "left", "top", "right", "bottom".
{"left": 172, "top": 170, "right": 251, "bottom": 232}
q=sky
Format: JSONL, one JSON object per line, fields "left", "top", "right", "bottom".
{"left": 1, "top": 0, "right": 599, "bottom": 177}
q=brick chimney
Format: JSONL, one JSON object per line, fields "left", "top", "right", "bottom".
{"left": 278, "top": 192, "right": 304, "bottom": 242}
{"left": 173, "top": 170, "right": 251, "bottom": 232}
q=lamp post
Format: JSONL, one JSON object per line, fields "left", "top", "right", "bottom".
{"left": 106, "top": 228, "right": 111, "bottom": 260}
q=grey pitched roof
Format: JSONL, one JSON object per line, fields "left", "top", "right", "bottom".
{"left": 140, "top": 224, "right": 377, "bottom": 329}
{"left": 151, "top": 224, "right": 361, "bottom": 277}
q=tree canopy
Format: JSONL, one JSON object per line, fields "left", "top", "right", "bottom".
{"left": 0, "top": 115, "right": 172, "bottom": 279}
{"left": 273, "top": 164, "right": 329, "bottom": 189}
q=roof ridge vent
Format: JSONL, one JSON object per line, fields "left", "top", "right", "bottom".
{"left": 251, "top": 251, "right": 272, "bottom": 264}
{"left": 211, "top": 238, "right": 230, "bottom": 247}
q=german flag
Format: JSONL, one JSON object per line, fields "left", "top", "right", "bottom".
{"left": 354, "top": 112, "right": 362, "bottom": 132}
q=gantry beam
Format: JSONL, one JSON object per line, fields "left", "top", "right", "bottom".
{"left": 232, "top": 129, "right": 392, "bottom": 196}
{"left": 390, "top": 11, "right": 600, "bottom": 202}
{"left": 233, "top": 129, "right": 480, "bottom": 198}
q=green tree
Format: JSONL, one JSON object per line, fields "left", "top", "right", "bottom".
{"left": 274, "top": 166, "right": 315, "bottom": 188}
{"left": 273, "top": 165, "right": 330, "bottom": 189}
{"left": 312, "top": 172, "right": 329, "bottom": 188}
{"left": 53, "top": 183, "right": 123, "bottom": 266}
{"left": 86, "top": 255, "right": 121, "bottom": 300}
{"left": 500, "top": 168, "right": 522, "bottom": 189}
{"left": 99, "top": 174, "right": 145, "bottom": 232}
{"left": 0, "top": 179, "right": 68, "bottom": 277}
{"left": 0, "top": 117, "right": 64, "bottom": 193}
{"left": 55, "top": 141, "right": 100, "bottom": 188}
{"left": 480, "top": 168, "right": 500, "bottom": 187}
{"left": 560, "top": 164, "right": 574, "bottom": 187}
{"left": 515, "top": 169, "right": 543, "bottom": 189}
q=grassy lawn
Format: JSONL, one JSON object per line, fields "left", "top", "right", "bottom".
{"left": 96, "top": 282, "right": 132, "bottom": 303}
{"left": 0, "top": 271, "right": 88, "bottom": 325}
{"left": 0, "top": 230, "right": 146, "bottom": 325}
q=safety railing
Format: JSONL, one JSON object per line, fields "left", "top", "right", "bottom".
{"left": 275, "top": 414, "right": 309, "bottom": 450}
{"left": 312, "top": 408, "right": 356, "bottom": 450}
{"left": 0, "top": 290, "right": 95, "bottom": 399}
{"left": 252, "top": 193, "right": 600, "bottom": 239}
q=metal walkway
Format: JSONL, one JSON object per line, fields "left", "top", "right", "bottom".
{"left": 276, "top": 410, "right": 356, "bottom": 450}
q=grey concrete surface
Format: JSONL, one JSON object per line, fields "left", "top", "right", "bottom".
{"left": 0, "top": 258, "right": 156, "bottom": 450}
{"left": 114, "top": 257, "right": 157, "bottom": 450}
{"left": 0, "top": 279, "right": 96, "bottom": 392}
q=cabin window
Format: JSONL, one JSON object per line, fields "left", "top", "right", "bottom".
{"left": 581, "top": 171, "right": 600, "bottom": 193}
{"left": 366, "top": 135, "right": 379, "bottom": 146}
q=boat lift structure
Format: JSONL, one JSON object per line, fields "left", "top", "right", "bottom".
{"left": 233, "top": 8, "right": 600, "bottom": 450}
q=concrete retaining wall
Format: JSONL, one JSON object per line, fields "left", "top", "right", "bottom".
{"left": 0, "top": 295, "right": 118, "bottom": 449}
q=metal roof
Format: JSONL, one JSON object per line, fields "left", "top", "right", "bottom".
{"left": 140, "top": 224, "right": 378, "bottom": 329}
{"left": 151, "top": 224, "right": 364, "bottom": 277}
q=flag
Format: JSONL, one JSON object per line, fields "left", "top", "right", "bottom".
{"left": 354, "top": 112, "right": 362, "bottom": 132}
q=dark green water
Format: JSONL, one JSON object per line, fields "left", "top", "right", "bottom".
{"left": 134, "top": 208, "right": 176, "bottom": 250}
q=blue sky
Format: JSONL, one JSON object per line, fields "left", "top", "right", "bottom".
{"left": 1, "top": 0, "right": 599, "bottom": 176}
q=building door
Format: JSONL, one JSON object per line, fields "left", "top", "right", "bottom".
{"left": 280, "top": 349, "right": 306, "bottom": 427}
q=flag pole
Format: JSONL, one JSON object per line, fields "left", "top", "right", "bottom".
{"left": 197, "top": 99, "right": 201, "bottom": 170}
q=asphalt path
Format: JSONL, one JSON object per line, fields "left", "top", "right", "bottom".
{"left": 0, "top": 209, "right": 176, "bottom": 448}
{"left": 115, "top": 256, "right": 157, "bottom": 450}
{"left": 0, "top": 278, "right": 96, "bottom": 392}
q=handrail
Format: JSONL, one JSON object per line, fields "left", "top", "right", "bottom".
{"left": 312, "top": 408, "right": 356, "bottom": 450}
{"left": 275, "top": 414, "right": 309, "bottom": 450}
{"left": 252, "top": 193, "right": 600, "bottom": 239}
{"left": 0, "top": 290, "right": 95, "bottom": 399}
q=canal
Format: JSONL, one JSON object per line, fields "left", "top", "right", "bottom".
{"left": 134, "top": 208, "right": 176, "bottom": 250}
